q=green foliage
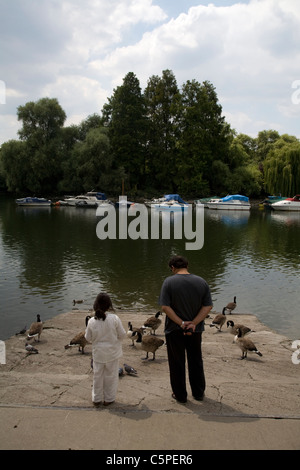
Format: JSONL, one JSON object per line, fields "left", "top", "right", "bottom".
{"left": 264, "top": 140, "right": 300, "bottom": 196}
{"left": 0, "top": 73, "right": 299, "bottom": 199}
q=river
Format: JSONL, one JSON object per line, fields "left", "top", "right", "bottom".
{"left": 0, "top": 195, "right": 299, "bottom": 341}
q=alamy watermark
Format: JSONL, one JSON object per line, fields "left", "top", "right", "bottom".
{"left": 291, "top": 340, "right": 300, "bottom": 365}
{"left": 95, "top": 196, "right": 204, "bottom": 250}
{"left": 291, "top": 80, "right": 300, "bottom": 105}
{"left": 0, "top": 80, "right": 6, "bottom": 104}
{"left": 0, "top": 340, "right": 6, "bottom": 364}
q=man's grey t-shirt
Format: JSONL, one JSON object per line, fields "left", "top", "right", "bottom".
{"left": 159, "top": 273, "right": 213, "bottom": 334}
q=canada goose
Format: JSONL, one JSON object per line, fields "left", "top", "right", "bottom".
{"left": 142, "top": 311, "right": 162, "bottom": 335}
{"left": 234, "top": 327, "right": 263, "bottom": 360}
{"left": 25, "top": 343, "right": 39, "bottom": 354}
{"left": 134, "top": 331, "right": 164, "bottom": 360}
{"left": 27, "top": 314, "right": 43, "bottom": 342}
{"left": 209, "top": 308, "right": 226, "bottom": 331}
{"left": 124, "top": 363, "right": 138, "bottom": 375}
{"left": 226, "top": 320, "right": 253, "bottom": 337}
{"left": 73, "top": 299, "right": 84, "bottom": 306}
{"left": 127, "top": 321, "right": 145, "bottom": 346}
{"left": 64, "top": 315, "right": 91, "bottom": 354}
{"left": 225, "top": 296, "right": 237, "bottom": 314}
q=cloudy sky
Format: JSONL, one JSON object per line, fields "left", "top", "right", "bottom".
{"left": 1, "top": 0, "right": 300, "bottom": 146}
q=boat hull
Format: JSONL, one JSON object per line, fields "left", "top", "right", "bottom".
{"left": 271, "top": 195, "right": 300, "bottom": 211}
{"left": 271, "top": 202, "right": 300, "bottom": 211}
{"left": 205, "top": 202, "right": 250, "bottom": 211}
{"left": 152, "top": 203, "right": 188, "bottom": 211}
{"left": 16, "top": 197, "right": 52, "bottom": 206}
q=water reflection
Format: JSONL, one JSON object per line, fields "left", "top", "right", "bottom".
{"left": 205, "top": 209, "right": 250, "bottom": 226}
{"left": 0, "top": 197, "right": 299, "bottom": 340}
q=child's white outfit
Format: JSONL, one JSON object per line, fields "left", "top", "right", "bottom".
{"left": 85, "top": 313, "right": 126, "bottom": 403}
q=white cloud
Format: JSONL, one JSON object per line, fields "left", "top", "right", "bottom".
{"left": 1, "top": 0, "right": 300, "bottom": 146}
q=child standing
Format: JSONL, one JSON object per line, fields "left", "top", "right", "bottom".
{"left": 85, "top": 293, "right": 126, "bottom": 406}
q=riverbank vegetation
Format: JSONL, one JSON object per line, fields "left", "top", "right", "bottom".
{"left": 0, "top": 70, "right": 299, "bottom": 199}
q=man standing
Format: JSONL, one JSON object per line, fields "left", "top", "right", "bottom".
{"left": 159, "top": 255, "right": 213, "bottom": 403}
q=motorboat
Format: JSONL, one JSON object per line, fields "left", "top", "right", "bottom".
{"left": 260, "top": 195, "right": 287, "bottom": 209}
{"left": 271, "top": 195, "right": 300, "bottom": 211}
{"left": 150, "top": 194, "right": 189, "bottom": 211}
{"left": 204, "top": 194, "right": 251, "bottom": 211}
{"left": 59, "top": 191, "right": 111, "bottom": 207}
{"left": 16, "top": 197, "right": 52, "bottom": 206}
{"left": 152, "top": 200, "right": 189, "bottom": 211}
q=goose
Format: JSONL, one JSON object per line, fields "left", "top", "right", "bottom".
{"left": 226, "top": 320, "right": 253, "bottom": 337}
{"left": 224, "top": 296, "right": 237, "bottom": 314}
{"left": 127, "top": 321, "right": 145, "bottom": 346}
{"left": 124, "top": 363, "right": 138, "bottom": 375}
{"left": 64, "top": 315, "right": 91, "bottom": 354}
{"left": 234, "top": 327, "right": 262, "bottom": 360}
{"left": 142, "top": 311, "right": 162, "bottom": 335}
{"left": 27, "top": 314, "right": 43, "bottom": 342}
{"left": 25, "top": 342, "right": 39, "bottom": 354}
{"left": 73, "top": 299, "right": 84, "bottom": 306}
{"left": 134, "top": 331, "right": 164, "bottom": 360}
{"left": 209, "top": 308, "right": 226, "bottom": 331}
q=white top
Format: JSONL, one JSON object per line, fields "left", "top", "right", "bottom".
{"left": 85, "top": 313, "right": 126, "bottom": 363}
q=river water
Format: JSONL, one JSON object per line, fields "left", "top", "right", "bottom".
{"left": 0, "top": 195, "right": 299, "bottom": 341}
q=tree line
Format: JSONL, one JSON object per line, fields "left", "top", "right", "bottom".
{"left": 0, "top": 70, "right": 299, "bottom": 199}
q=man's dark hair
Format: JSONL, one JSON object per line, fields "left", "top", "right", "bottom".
{"left": 168, "top": 255, "right": 188, "bottom": 269}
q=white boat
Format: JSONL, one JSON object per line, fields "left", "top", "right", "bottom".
{"left": 204, "top": 194, "right": 251, "bottom": 211}
{"left": 151, "top": 194, "right": 188, "bottom": 211}
{"left": 16, "top": 197, "right": 52, "bottom": 206}
{"left": 152, "top": 201, "right": 189, "bottom": 211}
{"left": 271, "top": 195, "right": 300, "bottom": 211}
{"left": 60, "top": 191, "right": 111, "bottom": 207}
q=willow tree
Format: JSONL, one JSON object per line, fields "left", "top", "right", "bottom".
{"left": 264, "top": 140, "right": 300, "bottom": 196}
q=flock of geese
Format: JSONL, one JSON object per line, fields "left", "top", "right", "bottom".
{"left": 17, "top": 295, "right": 263, "bottom": 364}
{"left": 209, "top": 296, "right": 263, "bottom": 360}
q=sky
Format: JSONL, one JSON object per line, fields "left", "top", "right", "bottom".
{"left": 0, "top": 0, "right": 300, "bottom": 146}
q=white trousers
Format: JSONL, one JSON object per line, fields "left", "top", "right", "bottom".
{"left": 92, "top": 358, "right": 119, "bottom": 403}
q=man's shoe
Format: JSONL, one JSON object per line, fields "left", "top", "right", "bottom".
{"left": 193, "top": 394, "right": 204, "bottom": 401}
{"left": 172, "top": 393, "right": 187, "bottom": 404}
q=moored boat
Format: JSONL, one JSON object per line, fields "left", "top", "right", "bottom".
{"left": 204, "top": 194, "right": 251, "bottom": 211}
{"left": 271, "top": 195, "right": 300, "bottom": 211}
{"left": 16, "top": 197, "right": 52, "bottom": 206}
{"left": 150, "top": 194, "right": 188, "bottom": 211}
{"left": 59, "top": 191, "right": 111, "bottom": 207}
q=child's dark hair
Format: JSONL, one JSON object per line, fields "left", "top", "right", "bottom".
{"left": 93, "top": 293, "right": 113, "bottom": 321}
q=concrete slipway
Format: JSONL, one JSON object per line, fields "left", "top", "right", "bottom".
{"left": 0, "top": 309, "right": 299, "bottom": 451}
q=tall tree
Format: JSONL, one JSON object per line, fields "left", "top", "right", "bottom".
{"left": 101, "top": 72, "right": 148, "bottom": 191}
{"left": 144, "top": 69, "right": 181, "bottom": 192}
{"left": 177, "top": 80, "right": 231, "bottom": 196}
{"left": 15, "top": 97, "right": 67, "bottom": 193}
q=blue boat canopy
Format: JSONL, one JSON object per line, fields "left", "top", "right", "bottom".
{"left": 221, "top": 194, "right": 249, "bottom": 203}
{"left": 95, "top": 192, "right": 107, "bottom": 200}
{"left": 87, "top": 192, "right": 107, "bottom": 200}
{"left": 164, "top": 194, "right": 186, "bottom": 203}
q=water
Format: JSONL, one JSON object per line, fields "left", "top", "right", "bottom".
{"left": 0, "top": 195, "right": 299, "bottom": 341}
